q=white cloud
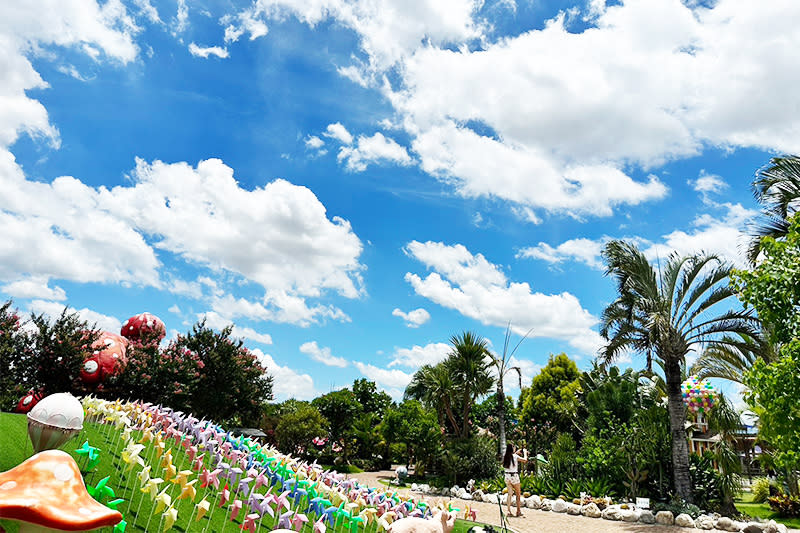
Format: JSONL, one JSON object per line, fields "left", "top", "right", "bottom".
{"left": 221, "top": 7, "right": 269, "bottom": 43}
{"left": 353, "top": 361, "right": 414, "bottom": 389}
{"left": 517, "top": 238, "right": 607, "bottom": 270}
{"left": 305, "top": 135, "right": 325, "bottom": 149}
{"left": 173, "top": 0, "right": 188, "bottom": 34}
{"left": 132, "top": 0, "right": 161, "bottom": 24}
{"left": 691, "top": 171, "right": 727, "bottom": 194}
{"left": 252, "top": 348, "right": 317, "bottom": 401}
{"left": 1, "top": 278, "right": 66, "bottom": 301}
{"left": 338, "top": 132, "right": 413, "bottom": 172}
{"left": 391, "top": 307, "right": 431, "bottom": 328}
{"left": 324, "top": 123, "right": 354, "bottom": 145}
{"left": 299, "top": 341, "right": 348, "bottom": 368}
{"left": 188, "top": 43, "right": 229, "bottom": 59}
{"left": 388, "top": 342, "right": 450, "bottom": 368}
{"left": 29, "top": 299, "right": 121, "bottom": 333}
{"left": 404, "top": 241, "right": 603, "bottom": 354}
{"left": 168, "top": 304, "right": 181, "bottom": 314}
{"left": 199, "top": 311, "right": 274, "bottom": 345}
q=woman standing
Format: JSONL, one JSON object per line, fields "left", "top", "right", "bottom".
{"left": 503, "top": 443, "right": 528, "bottom": 517}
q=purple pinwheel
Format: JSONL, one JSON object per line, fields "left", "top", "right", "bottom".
{"left": 277, "top": 510, "right": 294, "bottom": 529}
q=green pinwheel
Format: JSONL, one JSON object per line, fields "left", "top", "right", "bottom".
{"left": 87, "top": 476, "right": 115, "bottom": 504}
{"left": 75, "top": 440, "right": 101, "bottom": 471}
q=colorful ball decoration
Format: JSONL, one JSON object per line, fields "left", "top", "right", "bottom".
{"left": 120, "top": 312, "right": 166, "bottom": 343}
{"left": 681, "top": 375, "right": 718, "bottom": 414}
{"left": 80, "top": 332, "right": 129, "bottom": 385}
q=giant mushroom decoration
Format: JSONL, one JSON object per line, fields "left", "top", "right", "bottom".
{"left": 15, "top": 390, "right": 44, "bottom": 414}
{"left": 120, "top": 312, "right": 165, "bottom": 343}
{"left": 80, "top": 332, "right": 128, "bottom": 385}
{"left": 0, "top": 450, "right": 122, "bottom": 532}
{"left": 26, "top": 393, "right": 83, "bottom": 453}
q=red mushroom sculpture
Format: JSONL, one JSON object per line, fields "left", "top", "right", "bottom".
{"left": 0, "top": 450, "right": 122, "bottom": 532}
{"left": 120, "top": 312, "right": 165, "bottom": 343}
{"left": 79, "top": 332, "right": 128, "bottom": 385}
{"left": 14, "top": 390, "right": 44, "bottom": 414}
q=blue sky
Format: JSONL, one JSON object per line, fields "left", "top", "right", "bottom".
{"left": 1, "top": 0, "right": 794, "bottom": 403}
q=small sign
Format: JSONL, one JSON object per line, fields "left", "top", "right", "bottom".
{"left": 636, "top": 497, "right": 650, "bottom": 509}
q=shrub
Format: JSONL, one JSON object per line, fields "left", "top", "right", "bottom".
{"left": 652, "top": 498, "right": 702, "bottom": 519}
{"left": 752, "top": 478, "right": 774, "bottom": 503}
{"left": 440, "top": 436, "right": 501, "bottom": 485}
{"left": 768, "top": 493, "right": 800, "bottom": 517}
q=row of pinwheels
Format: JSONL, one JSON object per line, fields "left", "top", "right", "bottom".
{"left": 79, "top": 398, "right": 466, "bottom": 533}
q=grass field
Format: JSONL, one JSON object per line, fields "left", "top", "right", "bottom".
{"left": 735, "top": 490, "right": 800, "bottom": 530}
{"left": 0, "top": 412, "right": 486, "bottom": 533}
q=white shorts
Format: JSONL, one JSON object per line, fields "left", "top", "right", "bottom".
{"left": 505, "top": 472, "right": 520, "bottom": 485}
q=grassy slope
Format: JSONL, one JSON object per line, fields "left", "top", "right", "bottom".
{"left": 0, "top": 413, "right": 485, "bottom": 533}
{"left": 735, "top": 491, "right": 800, "bottom": 530}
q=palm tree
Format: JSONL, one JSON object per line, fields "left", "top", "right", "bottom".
{"left": 488, "top": 324, "right": 528, "bottom": 457}
{"left": 748, "top": 155, "right": 800, "bottom": 264}
{"left": 447, "top": 331, "right": 494, "bottom": 438}
{"left": 691, "top": 331, "right": 776, "bottom": 384}
{"left": 600, "top": 240, "right": 760, "bottom": 502}
{"left": 405, "top": 362, "right": 460, "bottom": 435}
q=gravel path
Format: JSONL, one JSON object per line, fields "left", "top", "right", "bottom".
{"left": 348, "top": 470, "right": 797, "bottom": 533}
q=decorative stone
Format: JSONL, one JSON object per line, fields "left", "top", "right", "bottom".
{"left": 601, "top": 506, "right": 622, "bottom": 521}
{"left": 581, "top": 503, "right": 602, "bottom": 518}
{"left": 638, "top": 510, "right": 655, "bottom": 524}
{"left": 522, "top": 491, "right": 531, "bottom": 498}
{"left": 482, "top": 494, "right": 492, "bottom": 503}
{"left": 552, "top": 499, "right": 568, "bottom": 513}
{"left": 566, "top": 503, "right": 582, "bottom": 515}
{"left": 411, "top": 483, "right": 418, "bottom": 491}
{"left": 742, "top": 523, "right": 766, "bottom": 533}
{"left": 716, "top": 517, "right": 734, "bottom": 530}
{"left": 540, "top": 499, "right": 552, "bottom": 511}
{"left": 675, "top": 513, "right": 695, "bottom": 528}
{"left": 655, "top": 511, "right": 674, "bottom": 525}
{"left": 525, "top": 496, "right": 541, "bottom": 509}
{"left": 696, "top": 514, "right": 715, "bottom": 530}
{"left": 463, "top": 493, "right": 473, "bottom": 500}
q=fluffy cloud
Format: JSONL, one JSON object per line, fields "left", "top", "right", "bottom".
{"left": 200, "top": 311, "right": 274, "bottom": 345}
{"left": 1, "top": 278, "right": 67, "bottom": 301}
{"left": 188, "top": 43, "right": 229, "bottom": 58}
{"left": 305, "top": 135, "right": 325, "bottom": 149}
{"left": 517, "top": 238, "right": 607, "bottom": 270}
{"left": 404, "top": 241, "right": 603, "bottom": 354}
{"left": 29, "top": 299, "right": 122, "bottom": 333}
{"left": 324, "top": 123, "right": 354, "bottom": 145}
{"left": 300, "top": 341, "right": 348, "bottom": 368}
{"left": 388, "top": 342, "right": 450, "bottom": 368}
{"left": 353, "top": 361, "right": 414, "bottom": 389}
{"left": 338, "top": 132, "right": 413, "bottom": 172}
{"left": 391, "top": 307, "right": 431, "bottom": 328}
{"left": 252, "top": 348, "right": 316, "bottom": 401}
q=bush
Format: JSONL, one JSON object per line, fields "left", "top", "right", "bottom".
{"left": 652, "top": 498, "right": 702, "bottom": 519}
{"left": 768, "top": 493, "right": 800, "bottom": 518}
{"left": 440, "top": 436, "right": 501, "bottom": 485}
{"left": 690, "top": 452, "right": 722, "bottom": 510}
{"left": 752, "top": 478, "right": 775, "bottom": 504}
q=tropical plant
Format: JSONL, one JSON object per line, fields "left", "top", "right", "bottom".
{"left": 600, "top": 240, "right": 760, "bottom": 502}
{"left": 488, "top": 324, "right": 528, "bottom": 456}
{"left": 405, "top": 362, "right": 459, "bottom": 435}
{"left": 521, "top": 353, "right": 581, "bottom": 447}
{"left": 275, "top": 403, "right": 328, "bottom": 457}
{"left": 447, "top": 331, "right": 494, "bottom": 438}
{"left": 706, "top": 393, "right": 744, "bottom": 515}
{"left": 748, "top": 155, "right": 800, "bottom": 264}
{"left": 692, "top": 332, "right": 777, "bottom": 385}
{"left": 752, "top": 477, "right": 775, "bottom": 503}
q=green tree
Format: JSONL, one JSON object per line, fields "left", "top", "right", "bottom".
{"left": 181, "top": 320, "right": 273, "bottom": 425}
{"left": 521, "top": 353, "right": 581, "bottom": 445}
{"left": 405, "top": 362, "right": 459, "bottom": 436}
{"left": 744, "top": 339, "right": 800, "bottom": 497}
{"left": 600, "top": 240, "right": 759, "bottom": 502}
{"left": 447, "top": 331, "right": 493, "bottom": 438}
{"left": 747, "top": 155, "right": 800, "bottom": 264}
{"left": 352, "top": 378, "right": 392, "bottom": 415}
{"left": 313, "top": 388, "right": 360, "bottom": 463}
{"left": 488, "top": 324, "right": 527, "bottom": 457}
{"left": 25, "top": 308, "right": 100, "bottom": 396}
{"left": 0, "top": 301, "right": 28, "bottom": 410}
{"left": 275, "top": 403, "right": 328, "bottom": 457}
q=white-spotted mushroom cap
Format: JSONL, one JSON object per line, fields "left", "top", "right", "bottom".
{"left": 0, "top": 450, "right": 122, "bottom": 531}
{"left": 120, "top": 312, "right": 166, "bottom": 343}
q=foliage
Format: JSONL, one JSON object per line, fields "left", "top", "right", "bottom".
{"left": 180, "top": 320, "right": 273, "bottom": 426}
{"left": 406, "top": 362, "right": 459, "bottom": 435}
{"left": 744, "top": 339, "right": 800, "bottom": 496}
{"left": 446, "top": 331, "right": 493, "bottom": 438}
{"left": 768, "top": 493, "right": 800, "bottom": 518}
{"left": 313, "top": 388, "right": 361, "bottom": 463}
{"left": 24, "top": 309, "right": 100, "bottom": 396}
{"left": 652, "top": 498, "right": 703, "bottom": 519}
{"left": 748, "top": 155, "right": 800, "bottom": 264}
{"left": 734, "top": 213, "right": 800, "bottom": 345}
{"left": 541, "top": 433, "right": 579, "bottom": 490}
{"left": 275, "top": 403, "right": 328, "bottom": 457}
{"left": 352, "top": 378, "right": 392, "bottom": 416}
{"left": 689, "top": 452, "right": 722, "bottom": 510}
{"left": 753, "top": 478, "right": 776, "bottom": 503}
{"left": 472, "top": 393, "right": 517, "bottom": 438}
{"left": 440, "top": 436, "right": 502, "bottom": 486}
{"left": 600, "top": 239, "right": 759, "bottom": 503}
{"left": 0, "top": 301, "right": 28, "bottom": 411}
{"left": 521, "top": 353, "right": 581, "bottom": 446}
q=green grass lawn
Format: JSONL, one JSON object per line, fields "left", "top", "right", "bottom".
{"left": 0, "top": 412, "right": 489, "bottom": 533}
{"left": 736, "top": 491, "right": 800, "bottom": 530}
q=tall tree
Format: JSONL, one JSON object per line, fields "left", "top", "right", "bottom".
{"left": 521, "top": 353, "right": 581, "bottom": 445}
{"left": 488, "top": 324, "right": 527, "bottom": 457}
{"left": 600, "top": 240, "right": 759, "bottom": 502}
{"left": 405, "top": 362, "right": 459, "bottom": 436}
{"left": 447, "top": 331, "right": 493, "bottom": 437}
{"left": 748, "top": 155, "right": 800, "bottom": 264}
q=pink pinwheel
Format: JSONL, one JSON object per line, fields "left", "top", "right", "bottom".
{"left": 241, "top": 513, "right": 260, "bottom": 533}
{"left": 276, "top": 490, "right": 292, "bottom": 512}
{"left": 193, "top": 454, "right": 205, "bottom": 472}
{"left": 230, "top": 499, "right": 243, "bottom": 521}
{"left": 187, "top": 445, "right": 199, "bottom": 463}
{"left": 291, "top": 512, "right": 309, "bottom": 531}
{"left": 219, "top": 486, "right": 231, "bottom": 508}
{"left": 254, "top": 471, "right": 269, "bottom": 491}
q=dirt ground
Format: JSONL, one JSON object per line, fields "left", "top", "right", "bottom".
{"left": 349, "top": 470, "right": 797, "bottom": 533}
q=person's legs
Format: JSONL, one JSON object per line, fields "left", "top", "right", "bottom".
{"left": 505, "top": 477, "right": 514, "bottom": 515}
{"left": 515, "top": 482, "right": 523, "bottom": 516}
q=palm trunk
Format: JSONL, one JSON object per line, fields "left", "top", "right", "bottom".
{"left": 497, "top": 383, "right": 507, "bottom": 459}
{"left": 443, "top": 398, "right": 460, "bottom": 437}
{"left": 665, "top": 357, "right": 693, "bottom": 503}
{"left": 462, "top": 387, "right": 471, "bottom": 438}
